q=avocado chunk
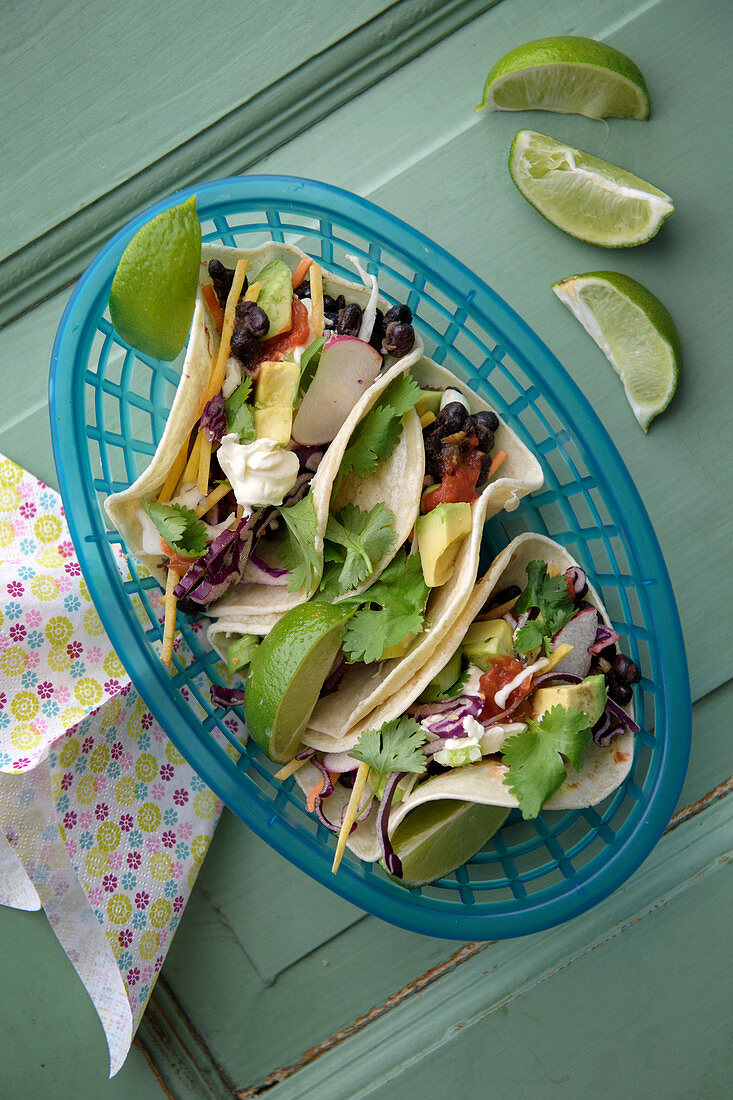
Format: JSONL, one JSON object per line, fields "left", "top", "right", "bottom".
{"left": 226, "top": 634, "right": 260, "bottom": 676}
{"left": 380, "top": 631, "right": 417, "bottom": 660}
{"left": 254, "top": 360, "right": 300, "bottom": 445}
{"left": 417, "top": 647, "right": 463, "bottom": 702}
{"left": 415, "top": 388, "right": 442, "bottom": 419}
{"left": 254, "top": 259, "right": 294, "bottom": 338}
{"left": 415, "top": 502, "right": 472, "bottom": 587}
{"left": 531, "top": 673, "right": 607, "bottom": 727}
{"left": 462, "top": 618, "right": 514, "bottom": 670}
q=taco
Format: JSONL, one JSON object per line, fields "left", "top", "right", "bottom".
{"left": 105, "top": 240, "right": 426, "bottom": 663}
{"left": 292, "top": 533, "right": 641, "bottom": 884}
{"left": 210, "top": 356, "right": 543, "bottom": 740}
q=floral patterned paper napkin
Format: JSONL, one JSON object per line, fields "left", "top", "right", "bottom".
{"left": 0, "top": 454, "right": 225, "bottom": 1075}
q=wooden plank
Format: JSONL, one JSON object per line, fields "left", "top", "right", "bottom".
{"left": 0, "top": 0, "right": 502, "bottom": 326}
{"left": 0, "top": 906, "right": 167, "bottom": 1097}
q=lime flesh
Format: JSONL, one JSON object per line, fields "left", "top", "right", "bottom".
{"left": 478, "top": 35, "right": 649, "bottom": 120}
{"left": 244, "top": 602, "right": 353, "bottom": 763}
{"left": 388, "top": 799, "right": 509, "bottom": 887}
{"left": 509, "top": 130, "right": 674, "bottom": 248}
{"left": 553, "top": 270, "right": 681, "bottom": 431}
{"left": 109, "top": 195, "right": 201, "bottom": 361}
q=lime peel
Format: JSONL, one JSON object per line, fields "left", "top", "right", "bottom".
{"left": 477, "top": 35, "right": 650, "bottom": 120}
{"left": 553, "top": 270, "right": 681, "bottom": 431}
{"left": 509, "top": 130, "right": 674, "bottom": 248}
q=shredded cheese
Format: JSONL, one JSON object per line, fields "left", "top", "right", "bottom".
{"left": 244, "top": 280, "right": 261, "bottom": 303}
{"left": 195, "top": 480, "right": 231, "bottom": 518}
{"left": 274, "top": 756, "right": 311, "bottom": 782}
{"left": 158, "top": 436, "right": 191, "bottom": 502}
{"left": 181, "top": 432, "right": 203, "bottom": 485}
{"left": 161, "top": 569, "right": 180, "bottom": 669}
{"left": 196, "top": 258, "right": 249, "bottom": 495}
{"left": 493, "top": 657, "right": 549, "bottom": 711}
{"left": 310, "top": 262, "right": 324, "bottom": 338}
{"left": 332, "top": 760, "right": 369, "bottom": 874}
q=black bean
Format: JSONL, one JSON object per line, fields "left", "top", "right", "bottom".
{"left": 230, "top": 327, "right": 258, "bottom": 363}
{"left": 474, "top": 409, "right": 500, "bottom": 434}
{"left": 608, "top": 680, "right": 633, "bottom": 706}
{"left": 337, "top": 303, "right": 363, "bottom": 336}
{"left": 336, "top": 294, "right": 346, "bottom": 311}
{"left": 470, "top": 414, "right": 495, "bottom": 453}
{"left": 478, "top": 451, "right": 493, "bottom": 487}
{"left": 235, "top": 300, "right": 269, "bottom": 339}
{"left": 324, "top": 312, "right": 339, "bottom": 329}
{"left": 369, "top": 308, "right": 385, "bottom": 351}
{"left": 323, "top": 294, "right": 338, "bottom": 313}
{"left": 208, "top": 260, "right": 233, "bottom": 308}
{"left": 382, "top": 321, "right": 415, "bottom": 358}
{"left": 611, "top": 654, "right": 641, "bottom": 685}
{"left": 294, "top": 280, "right": 310, "bottom": 300}
{"left": 438, "top": 401, "right": 468, "bottom": 433}
{"left": 492, "top": 585, "right": 522, "bottom": 605}
{"left": 384, "top": 303, "right": 412, "bottom": 325}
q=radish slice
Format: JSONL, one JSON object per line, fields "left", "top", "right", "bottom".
{"left": 551, "top": 608, "right": 598, "bottom": 678}
{"left": 292, "top": 335, "right": 382, "bottom": 445}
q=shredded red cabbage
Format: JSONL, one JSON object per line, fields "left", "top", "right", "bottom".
{"left": 201, "top": 394, "right": 227, "bottom": 443}
{"left": 418, "top": 696, "right": 483, "bottom": 737}
{"left": 174, "top": 511, "right": 270, "bottom": 606}
{"left": 606, "top": 697, "right": 640, "bottom": 733}
{"left": 564, "top": 566, "right": 588, "bottom": 600}
{"left": 376, "top": 771, "right": 405, "bottom": 877}
{"left": 210, "top": 684, "right": 245, "bottom": 708}
{"left": 321, "top": 652, "right": 347, "bottom": 696}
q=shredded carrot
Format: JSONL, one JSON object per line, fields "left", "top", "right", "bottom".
{"left": 487, "top": 449, "right": 508, "bottom": 478}
{"left": 306, "top": 775, "right": 326, "bottom": 813}
{"left": 161, "top": 569, "right": 180, "bottom": 669}
{"left": 291, "top": 257, "right": 313, "bottom": 289}
{"left": 201, "top": 284, "right": 224, "bottom": 333}
{"left": 158, "top": 436, "right": 191, "bottom": 502}
{"left": 310, "top": 262, "right": 324, "bottom": 338}
{"left": 244, "top": 280, "right": 261, "bottom": 303}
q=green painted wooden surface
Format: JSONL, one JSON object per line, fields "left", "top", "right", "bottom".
{"left": 1, "top": 0, "right": 731, "bottom": 1095}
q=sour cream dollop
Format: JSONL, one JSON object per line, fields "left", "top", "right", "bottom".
{"left": 217, "top": 434, "right": 299, "bottom": 508}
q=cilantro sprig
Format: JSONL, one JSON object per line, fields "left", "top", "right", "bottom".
{"left": 298, "top": 336, "right": 326, "bottom": 396}
{"left": 351, "top": 716, "right": 428, "bottom": 789}
{"left": 225, "top": 377, "right": 255, "bottom": 443}
{"left": 338, "top": 551, "right": 430, "bottom": 664}
{"left": 142, "top": 499, "right": 208, "bottom": 559}
{"left": 502, "top": 704, "right": 592, "bottom": 819}
{"left": 513, "top": 560, "right": 575, "bottom": 654}
{"left": 339, "top": 374, "right": 422, "bottom": 480}
{"left": 276, "top": 491, "right": 320, "bottom": 595}
{"left": 325, "top": 503, "right": 397, "bottom": 595}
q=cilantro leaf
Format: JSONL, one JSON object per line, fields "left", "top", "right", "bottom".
{"left": 325, "top": 503, "right": 397, "bottom": 595}
{"left": 276, "top": 491, "right": 320, "bottom": 595}
{"left": 340, "top": 551, "right": 429, "bottom": 663}
{"left": 351, "top": 716, "right": 428, "bottom": 787}
{"left": 298, "top": 336, "right": 326, "bottom": 396}
{"left": 339, "top": 373, "right": 422, "bottom": 479}
{"left": 142, "top": 499, "right": 208, "bottom": 558}
{"left": 513, "top": 559, "right": 575, "bottom": 654}
{"left": 224, "top": 378, "right": 256, "bottom": 443}
{"left": 501, "top": 704, "right": 592, "bottom": 819}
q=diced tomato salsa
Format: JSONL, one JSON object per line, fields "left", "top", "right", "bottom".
{"left": 421, "top": 450, "right": 482, "bottom": 513}
{"left": 252, "top": 297, "right": 310, "bottom": 365}
{"left": 479, "top": 655, "right": 533, "bottom": 721}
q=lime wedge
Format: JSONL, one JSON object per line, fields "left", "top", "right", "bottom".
{"left": 508, "top": 130, "right": 673, "bottom": 247}
{"left": 388, "top": 799, "right": 509, "bottom": 887}
{"left": 109, "top": 195, "right": 201, "bottom": 361}
{"left": 553, "top": 271, "right": 681, "bottom": 431}
{"left": 244, "top": 603, "right": 353, "bottom": 763}
{"left": 478, "top": 36, "right": 650, "bottom": 120}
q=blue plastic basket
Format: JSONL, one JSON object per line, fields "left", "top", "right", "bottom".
{"left": 49, "top": 175, "right": 690, "bottom": 940}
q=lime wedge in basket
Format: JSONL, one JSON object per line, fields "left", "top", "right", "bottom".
{"left": 553, "top": 271, "right": 681, "bottom": 431}
{"left": 477, "top": 36, "right": 650, "bottom": 120}
{"left": 508, "top": 130, "right": 673, "bottom": 247}
{"left": 387, "top": 800, "right": 509, "bottom": 888}
{"left": 109, "top": 195, "right": 201, "bottom": 361}
{"left": 244, "top": 602, "right": 353, "bottom": 763}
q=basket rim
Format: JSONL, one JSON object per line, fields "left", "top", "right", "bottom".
{"left": 48, "top": 174, "right": 691, "bottom": 939}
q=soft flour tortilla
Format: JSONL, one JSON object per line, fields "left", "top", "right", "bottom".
{"left": 299, "top": 361, "right": 543, "bottom": 752}
{"left": 106, "top": 240, "right": 425, "bottom": 617}
{"left": 298, "top": 533, "right": 636, "bottom": 865}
